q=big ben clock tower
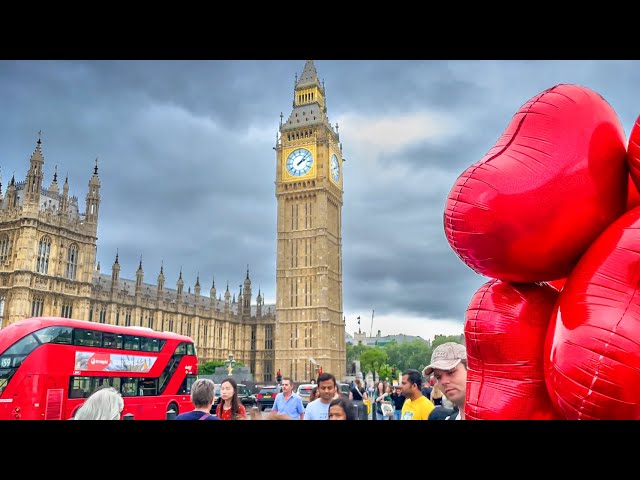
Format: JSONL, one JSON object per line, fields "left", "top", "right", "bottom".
{"left": 275, "top": 60, "right": 346, "bottom": 382}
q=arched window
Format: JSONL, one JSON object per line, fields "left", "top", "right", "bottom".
{"left": 36, "top": 236, "right": 51, "bottom": 274}
{"left": 0, "top": 235, "right": 11, "bottom": 263}
{"left": 0, "top": 296, "right": 5, "bottom": 329}
{"left": 65, "top": 243, "right": 78, "bottom": 280}
{"left": 31, "top": 296, "right": 44, "bottom": 317}
{"left": 61, "top": 301, "right": 73, "bottom": 318}
{"left": 99, "top": 305, "right": 107, "bottom": 323}
{"left": 265, "top": 325, "right": 273, "bottom": 350}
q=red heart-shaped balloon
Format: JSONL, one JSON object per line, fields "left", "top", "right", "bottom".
{"left": 627, "top": 114, "right": 640, "bottom": 195}
{"left": 626, "top": 173, "right": 640, "bottom": 211}
{"left": 465, "top": 279, "right": 561, "bottom": 420}
{"left": 444, "top": 84, "right": 627, "bottom": 283}
{"left": 546, "top": 206, "right": 640, "bottom": 419}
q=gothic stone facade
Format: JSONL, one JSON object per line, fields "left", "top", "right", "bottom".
{"left": 0, "top": 137, "right": 280, "bottom": 381}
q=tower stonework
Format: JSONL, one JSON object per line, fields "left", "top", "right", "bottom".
{"left": 274, "top": 60, "right": 346, "bottom": 383}
{"left": 0, "top": 137, "right": 99, "bottom": 327}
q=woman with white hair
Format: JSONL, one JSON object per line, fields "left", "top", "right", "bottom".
{"left": 73, "top": 386, "right": 124, "bottom": 420}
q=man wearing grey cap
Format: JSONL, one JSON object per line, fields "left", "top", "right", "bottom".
{"left": 423, "top": 342, "right": 467, "bottom": 420}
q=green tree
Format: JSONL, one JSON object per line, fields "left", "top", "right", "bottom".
{"left": 346, "top": 342, "right": 369, "bottom": 366}
{"left": 403, "top": 340, "right": 432, "bottom": 374}
{"left": 385, "top": 340, "right": 402, "bottom": 370}
{"left": 346, "top": 332, "right": 464, "bottom": 381}
{"left": 432, "top": 334, "right": 464, "bottom": 349}
{"left": 359, "top": 347, "right": 388, "bottom": 379}
{"left": 198, "top": 360, "right": 244, "bottom": 375}
{"left": 377, "top": 363, "right": 395, "bottom": 383}
{"left": 385, "top": 339, "right": 431, "bottom": 374}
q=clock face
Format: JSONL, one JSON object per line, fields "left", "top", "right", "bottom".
{"left": 330, "top": 153, "right": 340, "bottom": 182}
{"left": 286, "top": 148, "right": 314, "bottom": 177}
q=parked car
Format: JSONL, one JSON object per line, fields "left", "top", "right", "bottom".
{"left": 256, "top": 385, "right": 282, "bottom": 411}
{"left": 296, "top": 383, "right": 316, "bottom": 407}
{"left": 210, "top": 383, "right": 257, "bottom": 414}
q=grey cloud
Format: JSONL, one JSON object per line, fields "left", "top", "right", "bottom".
{"left": 2, "top": 60, "right": 640, "bottom": 337}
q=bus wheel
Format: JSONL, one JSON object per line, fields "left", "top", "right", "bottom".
{"left": 168, "top": 402, "right": 179, "bottom": 417}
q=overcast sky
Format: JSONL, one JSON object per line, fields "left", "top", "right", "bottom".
{"left": 1, "top": 60, "right": 639, "bottom": 341}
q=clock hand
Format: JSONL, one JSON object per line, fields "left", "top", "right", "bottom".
{"left": 297, "top": 158, "right": 305, "bottom": 167}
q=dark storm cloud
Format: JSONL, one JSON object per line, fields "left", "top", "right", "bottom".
{"left": 1, "top": 60, "right": 640, "bottom": 337}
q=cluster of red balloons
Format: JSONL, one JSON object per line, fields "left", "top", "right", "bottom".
{"left": 444, "top": 84, "right": 640, "bottom": 419}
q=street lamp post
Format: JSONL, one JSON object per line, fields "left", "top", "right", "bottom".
{"left": 225, "top": 353, "right": 236, "bottom": 377}
{"left": 372, "top": 361, "right": 379, "bottom": 420}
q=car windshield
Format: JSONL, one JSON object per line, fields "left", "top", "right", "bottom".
{"left": 259, "top": 388, "right": 278, "bottom": 394}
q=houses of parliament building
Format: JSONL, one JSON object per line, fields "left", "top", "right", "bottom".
{"left": 0, "top": 60, "right": 346, "bottom": 383}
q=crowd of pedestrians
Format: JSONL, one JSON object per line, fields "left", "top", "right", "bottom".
{"left": 71, "top": 341, "right": 468, "bottom": 421}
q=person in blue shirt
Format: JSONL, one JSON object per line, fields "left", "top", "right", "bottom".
{"left": 304, "top": 372, "right": 338, "bottom": 420}
{"left": 272, "top": 377, "right": 305, "bottom": 419}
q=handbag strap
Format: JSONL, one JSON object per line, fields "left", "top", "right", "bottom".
{"left": 199, "top": 412, "right": 211, "bottom": 420}
{"left": 352, "top": 385, "right": 363, "bottom": 400}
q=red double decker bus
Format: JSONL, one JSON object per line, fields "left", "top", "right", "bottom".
{"left": 0, "top": 316, "right": 198, "bottom": 420}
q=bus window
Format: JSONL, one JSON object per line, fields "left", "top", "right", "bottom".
{"left": 34, "top": 326, "right": 72, "bottom": 345}
{"left": 178, "top": 374, "right": 197, "bottom": 395}
{"left": 186, "top": 343, "right": 196, "bottom": 356}
{"left": 0, "top": 373, "right": 9, "bottom": 395}
{"left": 122, "top": 377, "right": 138, "bottom": 396}
{"left": 4, "top": 334, "right": 39, "bottom": 355}
{"left": 123, "top": 335, "right": 140, "bottom": 351}
{"left": 0, "top": 354, "right": 26, "bottom": 369}
{"left": 138, "top": 378, "right": 158, "bottom": 396}
{"left": 107, "top": 377, "right": 122, "bottom": 392}
{"left": 74, "top": 329, "right": 103, "bottom": 347}
{"left": 10, "top": 355, "right": 26, "bottom": 368}
{"left": 102, "top": 332, "right": 123, "bottom": 349}
{"left": 69, "top": 377, "right": 92, "bottom": 398}
{"left": 140, "top": 336, "right": 161, "bottom": 352}
{"left": 91, "top": 377, "right": 122, "bottom": 393}
{"left": 175, "top": 342, "right": 186, "bottom": 355}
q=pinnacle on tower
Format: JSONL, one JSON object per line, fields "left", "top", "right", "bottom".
{"left": 297, "top": 60, "right": 321, "bottom": 89}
